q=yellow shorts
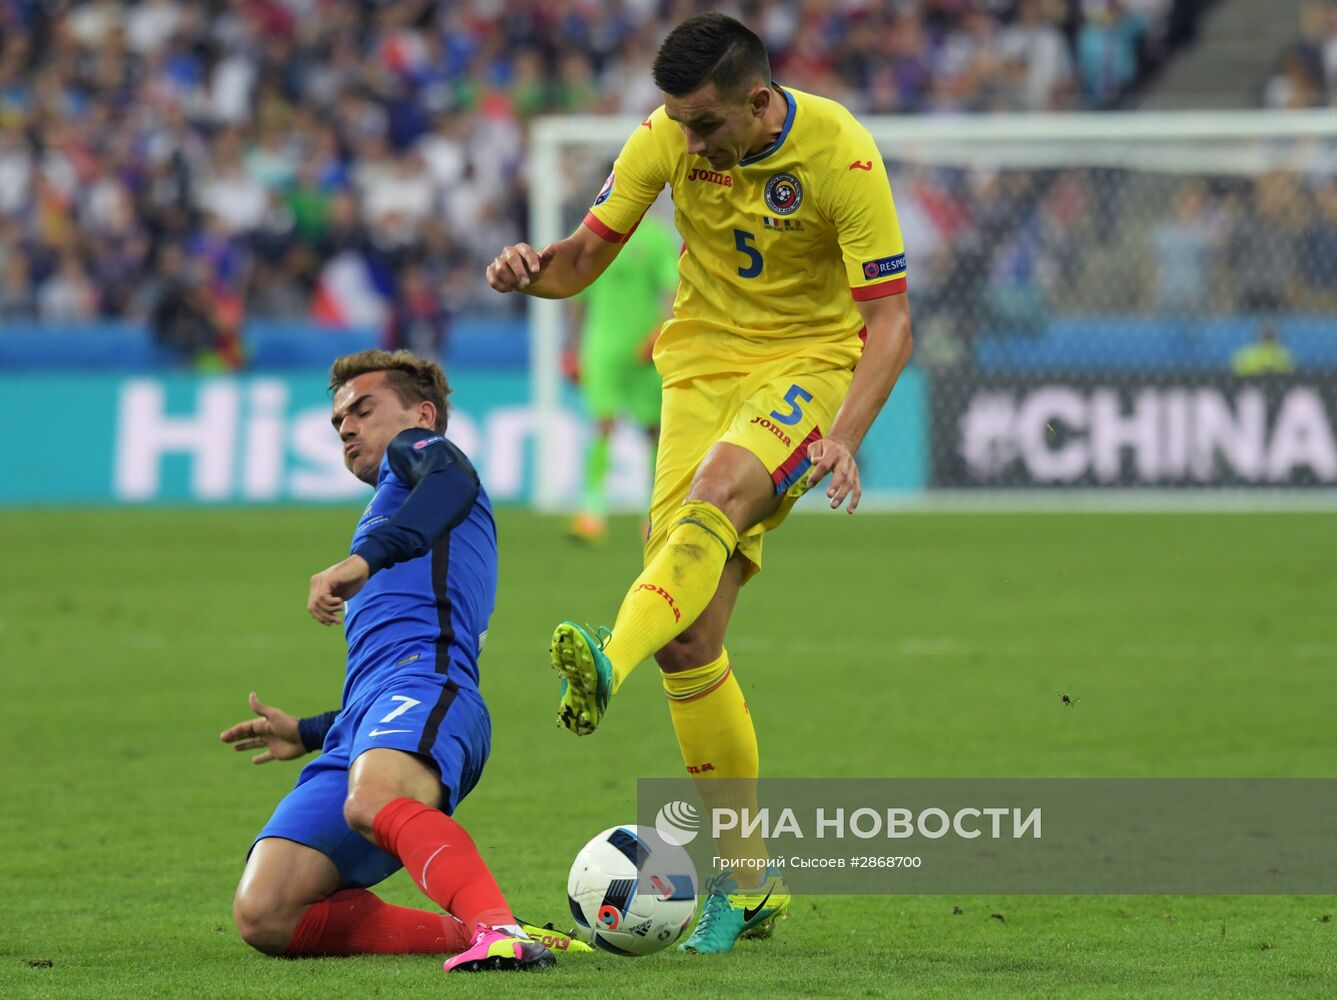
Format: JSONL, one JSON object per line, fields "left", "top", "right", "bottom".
{"left": 645, "top": 364, "right": 853, "bottom": 580}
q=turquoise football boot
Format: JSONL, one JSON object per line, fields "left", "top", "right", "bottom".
{"left": 679, "top": 872, "right": 790, "bottom": 954}
{"left": 550, "top": 621, "right": 613, "bottom": 735}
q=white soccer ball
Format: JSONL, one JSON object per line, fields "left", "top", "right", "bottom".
{"left": 566, "top": 825, "right": 698, "bottom": 956}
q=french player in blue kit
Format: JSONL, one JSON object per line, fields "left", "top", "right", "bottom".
{"left": 221, "top": 350, "right": 565, "bottom": 972}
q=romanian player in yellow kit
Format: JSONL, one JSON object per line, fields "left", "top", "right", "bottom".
{"left": 485, "top": 13, "right": 913, "bottom": 953}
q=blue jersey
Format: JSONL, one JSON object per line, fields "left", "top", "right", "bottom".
{"left": 342, "top": 427, "right": 496, "bottom": 702}
{"left": 261, "top": 426, "right": 497, "bottom": 880}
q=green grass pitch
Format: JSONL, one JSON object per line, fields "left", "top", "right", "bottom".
{"left": 1, "top": 507, "right": 1334, "bottom": 998}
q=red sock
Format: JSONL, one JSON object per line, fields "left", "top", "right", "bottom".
{"left": 372, "top": 798, "right": 515, "bottom": 931}
{"left": 285, "top": 889, "right": 472, "bottom": 956}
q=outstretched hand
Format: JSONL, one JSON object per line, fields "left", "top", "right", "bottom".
{"left": 805, "top": 436, "right": 862, "bottom": 513}
{"left": 307, "top": 554, "right": 369, "bottom": 625}
{"left": 219, "top": 692, "right": 305, "bottom": 765}
{"left": 486, "top": 242, "right": 557, "bottom": 292}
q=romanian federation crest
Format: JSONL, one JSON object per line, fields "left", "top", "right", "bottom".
{"left": 764, "top": 172, "right": 802, "bottom": 215}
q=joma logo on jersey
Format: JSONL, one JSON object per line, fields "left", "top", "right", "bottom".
{"left": 634, "top": 583, "right": 681, "bottom": 622}
{"left": 686, "top": 167, "right": 732, "bottom": 187}
{"left": 761, "top": 216, "right": 804, "bottom": 232}
{"left": 750, "top": 415, "right": 792, "bottom": 448}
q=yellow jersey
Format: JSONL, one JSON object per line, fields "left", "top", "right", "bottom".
{"left": 584, "top": 85, "right": 907, "bottom": 387}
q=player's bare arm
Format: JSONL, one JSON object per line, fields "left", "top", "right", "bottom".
{"left": 307, "top": 553, "right": 370, "bottom": 625}
{"left": 486, "top": 223, "right": 621, "bottom": 299}
{"left": 220, "top": 692, "right": 306, "bottom": 765}
{"left": 805, "top": 293, "right": 913, "bottom": 513}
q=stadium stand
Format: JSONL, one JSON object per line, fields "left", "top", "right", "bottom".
{"left": 0, "top": 0, "right": 1218, "bottom": 370}
{"left": 1261, "top": 0, "right": 1337, "bottom": 109}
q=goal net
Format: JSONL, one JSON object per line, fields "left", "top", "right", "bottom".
{"left": 527, "top": 110, "right": 1337, "bottom": 510}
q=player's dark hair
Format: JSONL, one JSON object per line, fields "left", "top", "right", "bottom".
{"left": 329, "top": 349, "right": 451, "bottom": 432}
{"left": 652, "top": 12, "right": 770, "bottom": 99}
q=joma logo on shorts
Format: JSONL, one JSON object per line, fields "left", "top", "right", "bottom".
{"left": 687, "top": 168, "right": 732, "bottom": 187}
{"left": 750, "top": 415, "right": 792, "bottom": 448}
{"left": 687, "top": 762, "right": 716, "bottom": 774}
{"left": 635, "top": 583, "right": 681, "bottom": 622}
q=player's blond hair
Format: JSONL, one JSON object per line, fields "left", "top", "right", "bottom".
{"left": 328, "top": 349, "right": 451, "bottom": 433}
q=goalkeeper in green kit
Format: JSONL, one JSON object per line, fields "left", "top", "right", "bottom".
{"left": 565, "top": 210, "right": 679, "bottom": 543}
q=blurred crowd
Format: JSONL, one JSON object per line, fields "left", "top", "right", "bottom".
{"left": 0, "top": 0, "right": 1201, "bottom": 363}
{"left": 897, "top": 164, "right": 1337, "bottom": 364}
{"left": 1264, "top": 1, "right": 1337, "bottom": 109}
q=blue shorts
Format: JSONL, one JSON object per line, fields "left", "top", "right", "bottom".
{"left": 252, "top": 673, "right": 490, "bottom": 888}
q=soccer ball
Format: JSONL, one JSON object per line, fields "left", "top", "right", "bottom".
{"left": 567, "top": 825, "right": 698, "bottom": 956}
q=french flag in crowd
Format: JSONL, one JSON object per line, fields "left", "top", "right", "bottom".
{"left": 311, "top": 251, "right": 392, "bottom": 329}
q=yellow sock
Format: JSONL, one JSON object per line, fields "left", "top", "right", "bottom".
{"left": 604, "top": 501, "right": 738, "bottom": 692}
{"left": 663, "top": 651, "right": 767, "bottom": 881}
